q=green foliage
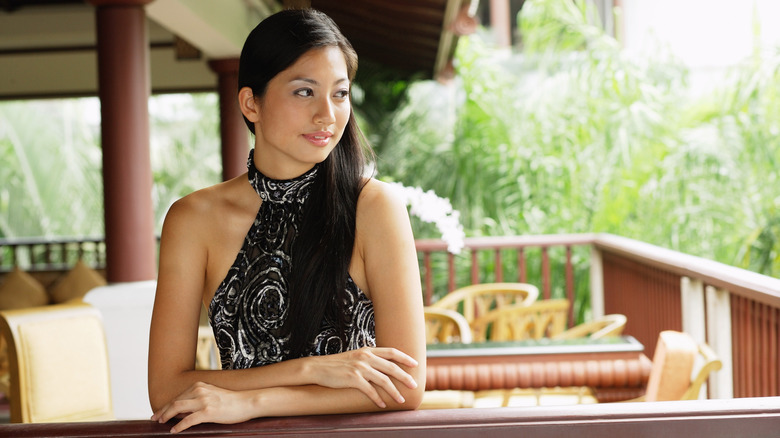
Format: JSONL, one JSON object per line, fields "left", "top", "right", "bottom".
{"left": 149, "top": 93, "right": 221, "bottom": 232}
{"left": 2, "top": 0, "right": 778, "bottom": 290}
{"left": 519, "top": 0, "right": 617, "bottom": 53}
{"left": 0, "top": 99, "right": 103, "bottom": 238}
{"left": 351, "top": 58, "right": 420, "bottom": 157}
{"left": 0, "top": 93, "right": 221, "bottom": 239}
{"left": 709, "top": 49, "right": 780, "bottom": 275}
{"left": 375, "top": 0, "right": 780, "bottom": 306}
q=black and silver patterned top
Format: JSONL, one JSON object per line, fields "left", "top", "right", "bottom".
{"left": 208, "top": 149, "right": 375, "bottom": 370}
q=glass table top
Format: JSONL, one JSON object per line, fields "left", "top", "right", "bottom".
{"left": 426, "top": 335, "right": 644, "bottom": 358}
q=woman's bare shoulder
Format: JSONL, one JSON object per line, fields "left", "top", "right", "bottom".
{"left": 163, "top": 174, "right": 255, "bottom": 231}
{"left": 356, "top": 179, "right": 411, "bottom": 243}
{"left": 357, "top": 178, "right": 406, "bottom": 214}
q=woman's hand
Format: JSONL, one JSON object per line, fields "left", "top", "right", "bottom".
{"left": 151, "top": 382, "right": 256, "bottom": 434}
{"left": 306, "top": 346, "right": 419, "bottom": 408}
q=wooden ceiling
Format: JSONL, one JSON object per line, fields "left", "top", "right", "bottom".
{"left": 311, "top": 0, "right": 452, "bottom": 77}
{"left": 0, "top": 0, "right": 473, "bottom": 99}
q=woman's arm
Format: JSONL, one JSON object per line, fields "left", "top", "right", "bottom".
{"left": 151, "top": 180, "right": 427, "bottom": 432}
{"left": 149, "top": 182, "right": 422, "bottom": 415}
{"left": 354, "top": 179, "right": 427, "bottom": 405}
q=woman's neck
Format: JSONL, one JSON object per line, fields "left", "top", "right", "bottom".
{"left": 251, "top": 147, "right": 318, "bottom": 180}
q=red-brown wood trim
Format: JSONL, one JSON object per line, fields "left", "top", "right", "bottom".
{"left": 1, "top": 397, "right": 778, "bottom": 437}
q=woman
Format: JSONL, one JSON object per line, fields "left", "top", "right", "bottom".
{"left": 148, "top": 9, "right": 426, "bottom": 434}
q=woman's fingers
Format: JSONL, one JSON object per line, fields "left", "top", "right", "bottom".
{"left": 151, "top": 382, "right": 255, "bottom": 433}
{"left": 371, "top": 347, "right": 418, "bottom": 367}
{"left": 365, "top": 351, "right": 418, "bottom": 390}
{"left": 354, "top": 376, "right": 387, "bottom": 408}
{"left": 169, "top": 411, "right": 206, "bottom": 434}
{"left": 309, "top": 347, "right": 418, "bottom": 407}
{"left": 153, "top": 396, "right": 196, "bottom": 425}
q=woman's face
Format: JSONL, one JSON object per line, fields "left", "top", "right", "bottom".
{"left": 253, "top": 46, "right": 351, "bottom": 179}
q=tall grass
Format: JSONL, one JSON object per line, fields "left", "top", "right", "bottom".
{"left": 375, "top": 0, "right": 780, "bottom": 310}
{"left": 0, "top": 93, "right": 221, "bottom": 240}
{"left": 0, "top": 98, "right": 103, "bottom": 238}
{"left": 1, "top": 0, "right": 777, "bottom": 288}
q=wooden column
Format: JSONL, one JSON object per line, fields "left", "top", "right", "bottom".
{"left": 208, "top": 58, "right": 249, "bottom": 181}
{"left": 89, "top": 0, "right": 157, "bottom": 283}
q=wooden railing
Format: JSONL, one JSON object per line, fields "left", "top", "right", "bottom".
{"left": 2, "top": 233, "right": 779, "bottom": 399}
{"left": 1, "top": 397, "right": 778, "bottom": 437}
{"left": 0, "top": 236, "right": 106, "bottom": 272}
{"left": 591, "top": 234, "right": 780, "bottom": 399}
{"left": 416, "top": 233, "right": 780, "bottom": 399}
{"left": 415, "top": 234, "right": 595, "bottom": 328}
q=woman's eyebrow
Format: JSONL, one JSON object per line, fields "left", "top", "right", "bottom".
{"left": 290, "top": 77, "right": 350, "bottom": 86}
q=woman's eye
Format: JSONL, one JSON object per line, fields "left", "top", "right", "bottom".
{"left": 294, "top": 88, "right": 314, "bottom": 97}
{"left": 335, "top": 90, "right": 350, "bottom": 99}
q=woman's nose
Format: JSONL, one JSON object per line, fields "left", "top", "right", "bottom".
{"left": 314, "top": 97, "right": 336, "bottom": 125}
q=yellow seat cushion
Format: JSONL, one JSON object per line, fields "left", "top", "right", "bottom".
{"left": 645, "top": 330, "right": 697, "bottom": 402}
{"left": 18, "top": 314, "right": 112, "bottom": 422}
{"left": 49, "top": 260, "right": 107, "bottom": 304}
{"left": 0, "top": 267, "right": 48, "bottom": 310}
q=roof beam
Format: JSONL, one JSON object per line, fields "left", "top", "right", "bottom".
{"left": 145, "top": 0, "right": 261, "bottom": 58}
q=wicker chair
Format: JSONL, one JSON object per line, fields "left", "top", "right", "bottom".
{"left": 623, "top": 330, "right": 722, "bottom": 402}
{"left": 0, "top": 302, "right": 113, "bottom": 423}
{"left": 469, "top": 298, "right": 570, "bottom": 342}
{"left": 552, "top": 313, "right": 627, "bottom": 340}
{"left": 430, "top": 282, "right": 539, "bottom": 325}
{"left": 424, "top": 307, "right": 473, "bottom": 344}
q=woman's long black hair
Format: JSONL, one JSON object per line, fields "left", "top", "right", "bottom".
{"left": 238, "top": 9, "right": 374, "bottom": 358}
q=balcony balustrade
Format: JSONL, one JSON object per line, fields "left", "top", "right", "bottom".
{"left": 2, "top": 232, "right": 779, "bottom": 399}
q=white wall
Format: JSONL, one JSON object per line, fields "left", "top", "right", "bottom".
{"left": 85, "top": 281, "right": 157, "bottom": 420}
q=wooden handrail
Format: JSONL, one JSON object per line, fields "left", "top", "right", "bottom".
{"left": 0, "top": 397, "right": 778, "bottom": 437}
{"left": 415, "top": 233, "right": 597, "bottom": 251}
{"left": 3, "top": 233, "right": 778, "bottom": 399}
{"left": 593, "top": 233, "right": 780, "bottom": 306}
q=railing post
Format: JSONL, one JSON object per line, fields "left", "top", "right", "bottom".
{"left": 447, "top": 253, "right": 456, "bottom": 292}
{"left": 517, "top": 247, "right": 526, "bottom": 283}
{"left": 423, "top": 252, "right": 432, "bottom": 305}
{"left": 541, "top": 246, "right": 550, "bottom": 299}
{"left": 494, "top": 249, "right": 502, "bottom": 282}
{"left": 566, "top": 245, "right": 575, "bottom": 327}
{"left": 589, "top": 246, "right": 604, "bottom": 319}
{"left": 681, "top": 277, "right": 706, "bottom": 344}
{"left": 706, "top": 285, "right": 734, "bottom": 399}
{"left": 681, "top": 276, "right": 707, "bottom": 398}
{"left": 470, "top": 251, "right": 479, "bottom": 284}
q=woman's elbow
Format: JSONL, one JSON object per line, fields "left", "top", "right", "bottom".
{"left": 404, "top": 385, "right": 425, "bottom": 410}
{"left": 396, "top": 373, "right": 426, "bottom": 410}
{"left": 148, "top": 373, "right": 181, "bottom": 412}
{"left": 148, "top": 385, "right": 169, "bottom": 413}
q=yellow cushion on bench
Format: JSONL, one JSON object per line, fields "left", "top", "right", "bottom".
{"left": 0, "top": 267, "right": 49, "bottom": 310}
{"left": 49, "top": 260, "right": 107, "bottom": 304}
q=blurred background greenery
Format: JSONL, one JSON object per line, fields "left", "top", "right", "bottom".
{"left": 1, "top": 0, "right": 778, "bottom": 287}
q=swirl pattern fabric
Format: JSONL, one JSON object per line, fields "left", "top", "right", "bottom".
{"left": 209, "top": 149, "right": 375, "bottom": 370}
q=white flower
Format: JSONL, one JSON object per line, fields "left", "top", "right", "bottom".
{"left": 387, "top": 182, "right": 465, "bottom": 254}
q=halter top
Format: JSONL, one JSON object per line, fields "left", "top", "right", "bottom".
{"left": 208, "top": 150, "right": 375, "bottom": 370}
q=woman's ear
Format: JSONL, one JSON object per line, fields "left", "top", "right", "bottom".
{"left": 238, "top": 87, "right": 261, "bottom": 123}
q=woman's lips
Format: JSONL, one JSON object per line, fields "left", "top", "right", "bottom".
{"left": 303, "top": 131, "right": 333, "bottom": 147}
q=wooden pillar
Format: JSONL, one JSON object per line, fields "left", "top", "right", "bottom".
{"left": 89, "top": 0, "right": 157, "bottom": 283}
{"left": 489, "top": 0, "right": 511, "bottom": 48}
{"left": 208, "top": 58, "right": 249, "bottom": 181}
